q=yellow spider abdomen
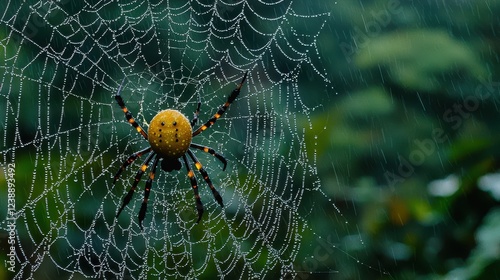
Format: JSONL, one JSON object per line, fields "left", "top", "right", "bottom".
{"left": 148, "top": 109, "right": 192, "bottom": 159}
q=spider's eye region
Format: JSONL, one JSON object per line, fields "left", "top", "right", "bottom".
{"left": 148, "top": 109, "right": 192, "bottom": 159}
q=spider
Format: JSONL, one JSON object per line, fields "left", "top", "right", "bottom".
{"left": 113, "top": 72, "right": 248, "bottom": 229}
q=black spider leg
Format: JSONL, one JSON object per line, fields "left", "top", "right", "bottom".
{"left": 192, "top": 71, "right": 248, "bottom": 137}
{"left": 113, "top": 147, "right": 153, "bottom": 183}
{"left": 138, "top": 155, "right": 160, "bottom": 230}
{"left": 187, "top": 150, "right": 224, "bottom": 208}
{"left": 115, "top": 78, "right": 149, "bottom": 140}
{"left": 182, "top": 154, "right": 204, "bottom": 223}
{"left": 189, "top": 143, "right": 227, "bottom": 171}
{"left": 116, "top": 152, "right": 155, "bottom": 219}
{"left": 190, "top": 97, "right": 201, "bottom": 127}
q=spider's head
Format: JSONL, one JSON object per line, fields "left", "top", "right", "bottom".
{"left": 148, "top": 109, "right": 192, "bottom": 159}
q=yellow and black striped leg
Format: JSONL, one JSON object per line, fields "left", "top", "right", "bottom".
{"left": 190, "top": 143, "right": 227, "bottom": 171}
{"left": 138, "top": 155, "right": 160, "bottom": 230}
{"left": 113, "top": 147, "right": 152, "bottom": 183}
{"left": 187, "top": 150, "right": 224, "bottom": 208}
{"left": 182, "top": 155, "right": 204, "bottom": 223}
{"left": 116, "top": 152, "right": 156, "bottom": 218}
{"left": 192, "top": 71, "right": 248, "bottom": 136}
{"left": 115, "top": 78, "right": 149, "bottom": 140}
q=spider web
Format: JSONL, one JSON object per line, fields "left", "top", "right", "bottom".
{"left": 0, "top": 0, "right": 373, "bottom": 278}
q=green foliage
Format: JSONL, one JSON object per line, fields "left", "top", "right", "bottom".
{"left": 355, "top": 29, "right": 488, "bottom": 92}
{"left": 303, "top": 1, "right": 500, "bottom": 278}
{"left": 447, "top": 208, "right": 500, "bottom": 279}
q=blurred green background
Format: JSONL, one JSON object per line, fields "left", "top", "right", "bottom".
{"left": 295, "top": 1, "right": 500, "bottom": 279}
{"left": 1, "top": 0, "right": 500, "bottom": 279}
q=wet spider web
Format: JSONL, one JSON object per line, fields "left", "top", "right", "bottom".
{"left": 0, "top": 0, "right": 377, "bottom": 278}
